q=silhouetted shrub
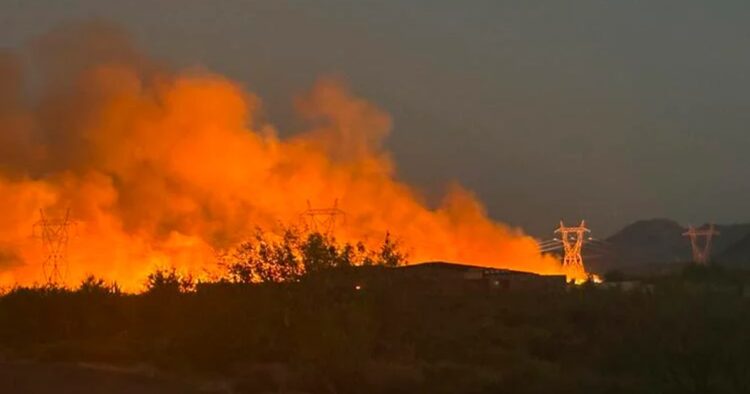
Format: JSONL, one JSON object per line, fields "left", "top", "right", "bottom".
{"left": 145, "top": 267, "right": 193, "bottom": 294}
{"left": 77, "top": 275, "right": 120, "bottom": 296}
{"left": 223, "top": 228, "right": 406, "bottom": 283}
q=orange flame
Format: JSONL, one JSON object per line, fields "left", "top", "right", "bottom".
{"left": 0, "top": 24, "right": 584, "bottom": 291}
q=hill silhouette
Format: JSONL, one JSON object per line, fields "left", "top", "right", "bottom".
{"left": 717, "top": 232, "right": 750, "bottom": 266}
{"left": 711, "top": 223, "right": 750, "bottom": 258}
{"left": 585, "top": 219, "right": 750, "bottom": 274}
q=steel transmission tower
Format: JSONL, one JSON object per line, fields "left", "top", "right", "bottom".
{"left": 300, "top": 199, "right": 346, "bottom": 236}
{"left": 683, "top": 224, "right": 719, "bottom": 265}
{"left": 554, "top": 220, "right": 590, "bottom": 274}
{"left": 32, "top": 208, "right": 73, "bottom": 286}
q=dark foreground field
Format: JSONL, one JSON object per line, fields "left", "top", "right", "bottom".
{"left": 1, "top": 265, "right": 750, "bottom": 393}
{"left": 0, "top": 361, "right": 211, "bottom": 393}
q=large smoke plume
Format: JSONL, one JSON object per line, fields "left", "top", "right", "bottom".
{"left": 0, "top": 23, "right": 569, "bottom": 290}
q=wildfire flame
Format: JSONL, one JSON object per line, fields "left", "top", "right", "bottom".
{"left": 0, "top": 23, "right": 585, "bottom": 291}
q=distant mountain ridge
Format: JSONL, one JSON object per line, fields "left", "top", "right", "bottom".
{"left": 711, "top": 223, "right": 750, "bottom": 259}
{"left": 717, "top": 232, "right": 750, "bottom": 266}
{"left": 582, "top": 218, "right": 750, "bottom": 274}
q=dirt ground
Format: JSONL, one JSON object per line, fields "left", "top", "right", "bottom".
{"left": 0, "top": 361, "right": 219, "bottom": 394}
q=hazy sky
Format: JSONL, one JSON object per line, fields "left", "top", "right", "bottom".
{"left": 2, "top": 0, "right": 749, "bottom": 237}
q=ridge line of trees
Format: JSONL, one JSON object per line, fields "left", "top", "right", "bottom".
{"left": 220, "top": 227, "right": 406, "bottom": 285}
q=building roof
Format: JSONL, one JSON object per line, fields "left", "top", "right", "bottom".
{"left": 399, "top": 261, "right": 540, "bottom": 276}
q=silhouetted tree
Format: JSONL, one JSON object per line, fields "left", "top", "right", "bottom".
{"left": 226, "top": 228, "right": 304, "bottom": 283}
{"left": 376, "top": 232, "right": 406, "bottom": 267}
{"left": 222, "top": 228, "right": 407, "bottom": 284}
{"left": 145, "top": 267, "right": 193, "bottom": 294}
{"left": 77, "top": 275, "right": 120, "bottom": 296}
{"left": 301, "top": 232, "right": 341, "bottom": 274}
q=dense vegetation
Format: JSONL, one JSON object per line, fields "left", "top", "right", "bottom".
{"left": 1, "top": 234, "right": 749, "bottom": 393}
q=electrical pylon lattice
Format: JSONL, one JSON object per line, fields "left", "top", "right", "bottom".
{"left": 554, "top": 220, "right": 590, "bottom": 276}
{"left": 300, "top": 200, "right": 346, "bottom": 236}
{"left": 32, "top": 208, "right": 73, "bottom": 286}
{"left": 683, "top": 224, "right": 719, "bottom": 265}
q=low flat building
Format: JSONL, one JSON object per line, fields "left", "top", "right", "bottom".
{"left": 396, "top": 262, "right": 567, "bottom": 292}
{"left": 296, "top": 261, "right": 567, "bottom": 295}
